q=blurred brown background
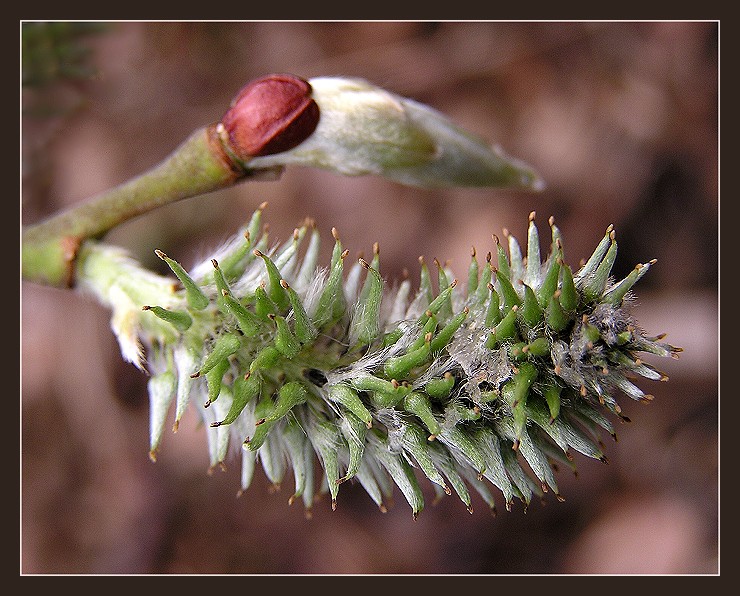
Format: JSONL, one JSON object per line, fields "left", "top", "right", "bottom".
{"left": 21, "top": 21, "right": 718, "bottom": 574}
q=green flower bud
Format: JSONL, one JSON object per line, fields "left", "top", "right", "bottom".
{"left": 141, "top": 305, "right": 192, "bottom": 332}
{"left": 147, "top": 370, "right": 176, "bottom": 461}
{"left": 338, "top": 413, "right": 368, "bottom": 485}
{"left": 526, "top": 212, "right": 542, "bottom": 282}
{"left": 350, "top": 258, "right": 383, "bottom": 347}
{"left": 218, "top": 289, "right": 263, "bottom": 336}
{"left": 430, "top": 307, "right": 468, "bottom": 354}
{"left": 265, "top": 381, "right": 308, "bottom": 423}
{"left": 403, "top": 391, "right": 442, "bottom": 439}
{"left": 280, "top": 279, "right": 317, "bottom": 344}
{"left": 254, "top": 250, "right": 290, "bottom": 312}
{"left": 269, "top": 314, "right": 301, "bottom": 359}
{"left": 401, "top": 423, "right": 450, "bottom": 495}
{"left": 246, "top": 396, "right": 278, "bottom": 451}
{"left": 538, "top": 250, "right": 562, "bottom": 307}
{"left": 467, "top": 247, "right": 480, "bottom": 296}
{"left": 205, "top": 357, "right": 230, "bottom": 406}
{"left": 435, "top": 259, "right": 454, "bottom": 321}
{"left": 524, "top": 336, "right": 551, "bottom": 358}
{"left": 602, "top": 260, "right": 655, "bottom": 306}
{"left": 384, "top": 335, "right": 432, "bottom": 380}
{"left": 582, "top": 233, "right": 618, "bottom": 302}
{"left": 211, "top": 372, "right": 261, "bottom": 427}
{"left": 254, "top": 283, "right": 279, "bottom": 321}
{"left": 368, "top": 430, "right": 425, "bottom": 518}
{"left": 439, "top": 426, "right": 487, "bottom": 479}
{"left": 543, "top": 384, "right": 562, "bottom": 422}
{"left": 312, "top": 231, "right": 348, "bottom": 330}
{"left": 545, "top": 290, "right": 570, "bottom": 332}
{"left": 283, "top": 417, "right": 312, "bottom": 506}
{"left": 559, "top": 262, "right": 579, "bottom": 312}
{"left": 485, "top": 306, "right": 519, "bottom": 349}
{"left": 494, "top": 234, "right": 511, "bottom": 279}
{"left": 155, "top": 249, "right": 208, "bottom": 310}
{"left": 519, "top": 283, "right": 543, "bottom": 328}
{"left": 484, "top": 284, "right": 502, "bottom": 328}
{"left": 350, "top": 375, "right": 404, "bottom": 397}
{"left": 327, "top": 384, "right": 373, "bottom": 429}
{"left": 194, "top": 332, "right": 241, "bottom": 378}
{"left": 472, "top": 252, "right": 493, "bottom": 306}
{"left": 409, "top": 312, "right": 438, "bottom": 352}
{"left": 577, "top": 225, "right": 613, "bottom": 281}
{"left": 306, "top": 419, "right": 342, "bottom": 509}
{"left": 424, "top": 372, "right": 456, "bottom": 400}
{"left": 249, "top": 345, "right": 281, "bottom": 373}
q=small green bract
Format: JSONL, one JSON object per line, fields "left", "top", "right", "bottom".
{"left": 122, "top": 206, "right": 680, "bottom": 517}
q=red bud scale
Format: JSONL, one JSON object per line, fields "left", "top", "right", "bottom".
{"left": 220, "top": 74, "right": 320, "bottom": 159}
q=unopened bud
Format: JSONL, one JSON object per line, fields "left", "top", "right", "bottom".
{"left": 245, "top": 76, "right": 544, "bottom": 190}
{"left": 220, "top": 74, "right": 320, "bottom": 160}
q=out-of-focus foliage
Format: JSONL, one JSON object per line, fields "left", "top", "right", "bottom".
{"left": 22, "top": 22, "right": 107, "bottom": 117}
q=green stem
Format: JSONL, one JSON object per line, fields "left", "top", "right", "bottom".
{"left": 22, "top": 124, "right": 267, "bottom": 288}
{"left": 73, "top": 239, "right": 184, "bottom": 367}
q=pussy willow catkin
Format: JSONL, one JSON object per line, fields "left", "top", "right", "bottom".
{"left": 118, "top": 205, "right": 680, "bottom": 517}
